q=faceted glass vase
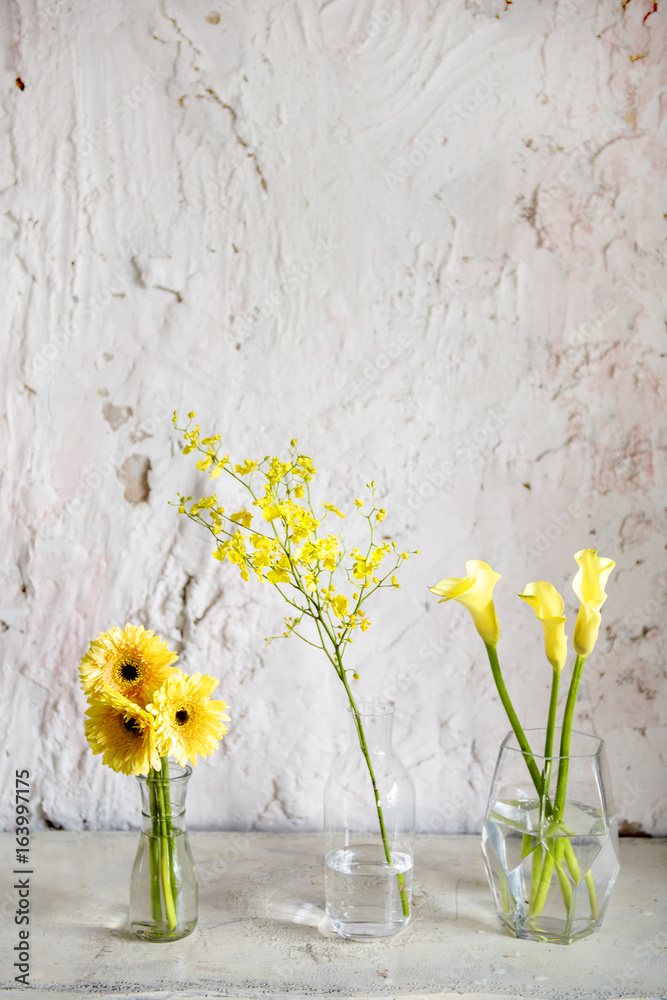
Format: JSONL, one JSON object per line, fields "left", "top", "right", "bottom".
{"left": 324, "top": 701, "right": 415, "bottom": 941}
{"left": 481, "top": 729, "right": 620, "bottom": 944}
{"left": 129, "top": 761, "right": 198, "bottom": 941}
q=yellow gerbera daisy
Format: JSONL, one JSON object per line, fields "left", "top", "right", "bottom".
{"left": 148, "top": 672, "right": 230, "bottom": 767}
{"left": 79, "top": 623, "right": 179, "bottom": 707}
{"left": 84, "top": 687, "right": 164, "bottom": 775}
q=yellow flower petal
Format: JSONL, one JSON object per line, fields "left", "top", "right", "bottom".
{"left": 331, "top": 595, "right": 349, "bottom": 618}
{"left": 79, "top": 624, "right": 179, "bottom": 708}
{"left": 322, "top": 502, "right": 346, "bottom": 518}
{"left": 518, "top": 581, "right": 567, "bottom": 673}
{"left": 572, "top": 549, "right": 615, "bottom": 657}
{"left": 84, "top": 687, "right": 162, "bottom": 775}
{"left": 148, "top": 672, "right": 230, "bottom": 767}
{"left": 429, "top": 559, "right": 501, "bottom": 645}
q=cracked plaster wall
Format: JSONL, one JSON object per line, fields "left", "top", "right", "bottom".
{"left": 0, "top": 0, "right": 665, "bottom": 835}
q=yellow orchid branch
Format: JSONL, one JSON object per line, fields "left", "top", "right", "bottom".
{"left": 173, "top": 412, "right": 417, "bottom": 920}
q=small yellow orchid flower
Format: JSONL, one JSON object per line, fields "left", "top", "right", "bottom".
{"left": 429, "top": 560, "right": 501, "bottom": 645}
{"left": 518, "top": 581, "right": 567, "bottom": 673}
{"left": 572, "top": 548, "right": 615, "bottom": 657}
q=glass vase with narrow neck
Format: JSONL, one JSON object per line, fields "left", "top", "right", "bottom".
{"left": 129, "top": 761, "right": 198, "bottom": 941}
{"left": 324, "top": 701, "right": 415, "bottom": 941}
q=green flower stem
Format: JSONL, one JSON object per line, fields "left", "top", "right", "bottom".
{"left": 520, "top": 833, "right": 533, "bottom": 860}
{"left": 553, "top": 837, "right": 573, "bottom": 916}
{"left": 529, "top": 828, "right": 600, "bottom": 921}
{"left": 499, "top": 869, "right": 510, "bottom": 914}
{"left": 544, "top": 668, "right": 560, "bottom": 762}
{"left": 530, "top": 838, "right": 555, "bottom": 917}
{"left": 554, "top": 654, "right": 586, "bottom": 821}
{"left": 529, "top": 841, "right": 543, "bottom": 904}
{"left": 527, "top": 657, "right": 602, "bottom": 923}
{"left": 483, "top": 643, "right": 543, "bottom": 798}
{"left": 562, "top": 837, "right": 599, "bottom": 918}
{"left": 585, "top": 869, "right": 600, "bottom": 918}
{"left": 154, "top": 769, "right": 177, "bottom": 931}
{"left": 148, "top": 768, "right": 162, "bottom": 922}
{"left": 160, "top": 756, "right": 178, "bottom": 903}
{"left": 338, "top": 659, "right": 410, "bottom": 919}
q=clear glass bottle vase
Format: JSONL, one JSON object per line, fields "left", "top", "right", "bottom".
{"left": 481, "top": 729, "right": 620, "bottom": 944}
{"left": 129, "top": 760, "right": 198, "bottom": 941}
{"left": 324, "top": 701, "right": 415, "bottom": 940}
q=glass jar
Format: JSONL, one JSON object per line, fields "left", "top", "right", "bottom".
{"left": 129, "top": 760, "right": 198, "bottom": 941}
{"left": 324, "top": 701, "right": 415, "bottom": 940}
{"left": 482, "top": 728, "right": 620, "bottom": 944}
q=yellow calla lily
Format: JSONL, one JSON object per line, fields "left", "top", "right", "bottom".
{"left": 429, "top": 560, "right": 501, "bottom": 645}
{"left": 572, "top": 548, "right": 616, "bottom": 657}
{"left": 518, "top": 581, "right": 568, "bottom": 673}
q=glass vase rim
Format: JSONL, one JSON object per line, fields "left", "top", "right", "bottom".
{"left": 347, "top": 700, "right": 394, "bottom": 718}
{"left": 500, "top": 727, "right": 605, "bottom": 760}
{"left": 135, "top": 759, "right": 193, "bottom": 782}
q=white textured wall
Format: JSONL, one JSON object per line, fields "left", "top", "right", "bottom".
{"left": 1, "top": 0, "right": 665, "bottom": 835}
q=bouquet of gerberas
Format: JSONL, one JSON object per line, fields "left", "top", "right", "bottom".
{"left": 79, "top": 623, "right": 229, "bottom": 936}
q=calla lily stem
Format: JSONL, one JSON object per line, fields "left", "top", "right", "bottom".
{"left": 554, "top": 654, "right": 586, "bottom": 820}
{"left": 544, "top": 668, "right": 560, "bottom": 762}
{"left": 484, "top": 642, "right": 543, "bottom": 798}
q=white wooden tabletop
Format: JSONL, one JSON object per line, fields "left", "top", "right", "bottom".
{"left": 1, "top": 833, "right": 665, "bottom": 999}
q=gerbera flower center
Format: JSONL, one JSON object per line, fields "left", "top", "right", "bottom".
{"left": 175, "top": 709, "right": 190, "bottom": 726}
{"left": 123, "top": 716, "right": 143, "bottom": 737}
{"left": 119, "top": 659, "right": 141, "bottom": 682}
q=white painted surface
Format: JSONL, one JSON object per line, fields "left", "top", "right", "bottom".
{"left": 1, "top": 832, "right": 665, "bottom": 998}
{"left": 0, "top": 1, "right": 665, "bottom": 833}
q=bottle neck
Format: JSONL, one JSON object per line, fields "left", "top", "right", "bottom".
{"left": 347, "top": 702, "right": 394, "bottom": 754}
{"left": 136, "top": 764, "right": 191, "bottom": 834}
